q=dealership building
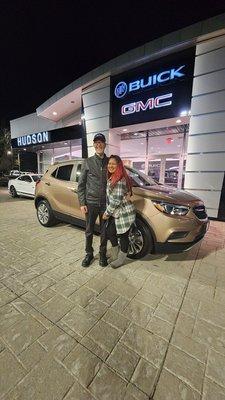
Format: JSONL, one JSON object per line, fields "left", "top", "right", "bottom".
{"left": 10, "top": 13, "right": 225, "bottom": 220}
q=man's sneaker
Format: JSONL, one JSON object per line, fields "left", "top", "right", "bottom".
{"left": 99, "top": 255, "right": 108, "bottom": 267}
{"left": 82, "top": 254, "right": 94, "bottom": 267}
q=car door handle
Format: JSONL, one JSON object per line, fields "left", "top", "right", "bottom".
{"left": 45, "top": 182, "right": 51, "bottom": 186}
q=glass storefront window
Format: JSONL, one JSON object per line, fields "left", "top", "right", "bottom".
{"left": 53, "top": 146, "right": 70, "bottom": 162}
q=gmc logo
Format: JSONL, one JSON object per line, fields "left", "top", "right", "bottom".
{"left": 121, "top": 93, "right": 172, "bottom": 115}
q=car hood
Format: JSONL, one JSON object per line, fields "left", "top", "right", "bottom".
{"left": 133, "top": 184, "right": 203, "bottom": 205}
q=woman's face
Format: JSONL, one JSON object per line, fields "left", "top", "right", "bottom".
{"left": 108, "top": 158, "right": 118, "bottom": 174}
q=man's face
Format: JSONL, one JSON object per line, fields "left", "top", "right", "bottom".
{"left": 93, "top": 140, "right": 106, "bottom": 155}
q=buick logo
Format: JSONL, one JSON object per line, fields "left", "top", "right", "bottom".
{"left": 114, "top": 81, "right": 127, "bottom": 98}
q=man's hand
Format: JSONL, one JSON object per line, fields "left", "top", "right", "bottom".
{"left": 80, "top": 206, "right": 88, "bottom": 214}
{"left": 102, "top": 213, "right": 109, "bottom": 220}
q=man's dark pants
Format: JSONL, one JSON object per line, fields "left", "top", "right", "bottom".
{"left": 85, "top": 204, "right": 107, "bottom": 257}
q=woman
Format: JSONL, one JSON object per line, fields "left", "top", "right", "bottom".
{"left": 102, "top": 155, "right": 136, "bottom": 268}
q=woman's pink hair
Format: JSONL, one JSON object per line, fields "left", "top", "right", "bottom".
{"left": 108, "top": 155, "right": 132, "bottom": 193}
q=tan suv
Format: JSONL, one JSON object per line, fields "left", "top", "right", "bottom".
{"left": 35, "top": 159, "right": 209, "bottom": 259}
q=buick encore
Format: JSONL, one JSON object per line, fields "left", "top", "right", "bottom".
{"left": 35, "top": 159, "right": 209, "bottom": 259}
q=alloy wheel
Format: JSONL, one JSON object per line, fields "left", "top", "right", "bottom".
{"left": 37, "top": 203, "right": 50, "bottom": 225}
{"left": 128, "top": 226, "right": 144, "bottom": 256}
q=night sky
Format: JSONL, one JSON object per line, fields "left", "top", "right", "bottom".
{"left": 0, "top": 0, "right": 225, "bottom": 123}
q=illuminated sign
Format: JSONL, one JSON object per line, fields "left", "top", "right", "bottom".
{"left": 114, "top": 66, "right": 185, "bottom": 98}
{"left": 111, "top": 48, "right": 195, "bottom": 128}
{"left": 17, "top": 131, "right": 49, "bottom": 147}
{"left": 121, "top": 93, "right": 172, "bottom": 115}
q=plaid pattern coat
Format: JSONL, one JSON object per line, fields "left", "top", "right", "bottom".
{"left": 105, "top": 178, "right": 136, "bottom": 234}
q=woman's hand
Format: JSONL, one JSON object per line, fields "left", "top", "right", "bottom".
{"left": 102, "top": 213, "right": 109, "bottom": 220}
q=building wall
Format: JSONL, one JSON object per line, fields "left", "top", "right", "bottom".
{"left": 185, "top": 34, "right": 225, "bottom": 218}
{"left": 10, "top": 110, "right": 81, "bottom": 139}
{"left": 82, "top": 77, "right": 121, "bottom": 156}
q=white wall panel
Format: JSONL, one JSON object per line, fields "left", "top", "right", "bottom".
{"left": 196, "top": 35, "right": 225, "bottom": 56}
{"left": 189, "top": 111, "right": 225, "bottom": 134}
{"left": 187, "top": 133, "right": 225, "bottom": 153}
{"left": 82, "top": 77, "right": 110, "bottom": 94}
{"left": 191, "top": 90, "right": 225, "bottom": 115}
{"left": 194, "top": 46, "right": 225, "bottom": 76}
{"left": 185, "top": 189, "right": 221, "bottom": 210}
{"left": 186, "top": 153, "right": 225, "bottom": 172}
{"left": 82, "top": 87, "right": 110, "bottom": 108}
{"left": 10, "top": 113, "right": 60, "bottom": 138}
{"left": 184, "top": 172, "right": 224, "bottom": 190}
{"left": 84, "top": 102, "right": 110, "bottom": 120}
{"left": 85, "top": 116, "right": 110, "bottom": 134}
{"left": 192, "top": 69, "right": 225, "bottom": 96}
{"left": 206, "top": 209, "right": 219, "bottom": 218}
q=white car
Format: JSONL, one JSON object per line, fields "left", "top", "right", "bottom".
{"left": 8, "top": 174, "right": 42, "bottom": 198}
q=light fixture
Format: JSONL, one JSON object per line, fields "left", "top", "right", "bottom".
{"left": 176, "top": 119, "right": 182, "bottom": 123}
{"left": 23, "top": 148, "right": 26, "bottom": 151}
{"left": 122, "top": 128, "right": 127, "bottom": 132}
{"left": 52, "top": 111, "right": 57, "bottom": 116}
{"left": 7, "top": 150, "right": 12, "bottom": 155}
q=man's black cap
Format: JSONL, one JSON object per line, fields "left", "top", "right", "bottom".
{"left": 93, "top": 133, "right": 106, "bottom": 143}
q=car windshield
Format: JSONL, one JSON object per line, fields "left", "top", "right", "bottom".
{"left": 125, "top": 166, "right": 159, "bottom": 187}
{"left": 32, "top": 175, "right": 42, "bottom": 182}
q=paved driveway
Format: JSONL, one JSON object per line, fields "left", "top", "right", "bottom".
{"left": 1, "top": 188, "right": 225, "bottom": 399}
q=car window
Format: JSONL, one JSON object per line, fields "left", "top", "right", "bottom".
{"left": 75, "top": 163, "right": 82, "bottom": 182}
{"left": 51, "top": 168, "right": 58, "bottom": 178}
{"left": 20, "top": 175, "right": 32, "bottom": 182}
{"left": 32, "top": 175, "right": 41, "bottom": 182}
{"left": 56, "top": 165, "right": 73, "bottom": 181}
{"left": 125, "top": 166, "right": 158, "bottom": 187}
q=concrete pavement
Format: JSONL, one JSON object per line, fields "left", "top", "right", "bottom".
{"left": 0, "top": 187, "right": 225, "bottom": 399}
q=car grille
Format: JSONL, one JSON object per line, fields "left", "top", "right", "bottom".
{"left": 193, "top": 205, "right": 208, "bottom": 220}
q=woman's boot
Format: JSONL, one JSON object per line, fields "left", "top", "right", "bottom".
{"left": 110, "top": 250, "right": 127, "bottom": 269}
{"left": 108, "top": 245, "right": 119, "bottom": 263}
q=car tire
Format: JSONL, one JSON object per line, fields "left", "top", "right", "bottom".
{"left": 10, "top": 186, "right": 18, "bottom": 198}
{"left": 37, "top": 199, "right": 58, "bottom": 227}
{"left": 127, "top": 218, "right": 154, "bottom": 259}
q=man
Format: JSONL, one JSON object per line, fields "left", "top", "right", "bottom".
{"left": 78, "top": 133, "right": 108, "bottom": 267}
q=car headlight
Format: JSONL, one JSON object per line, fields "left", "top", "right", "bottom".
{"left": 152, "top": 200, "right": 190, "bottom": 216}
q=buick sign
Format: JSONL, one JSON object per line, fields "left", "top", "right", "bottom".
{"left": 114, "top": 66, "right": 185, "bottom": 98}
{"left": 17, "top": 131, "right": 49, "bottom": 147}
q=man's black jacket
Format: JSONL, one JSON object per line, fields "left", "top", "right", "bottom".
{"left": 78, "top": 153, "right": 108, "bottom": 207}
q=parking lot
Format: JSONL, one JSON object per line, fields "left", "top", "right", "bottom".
{"left": 1, "top": 187, "right": 225, "bottom": 399}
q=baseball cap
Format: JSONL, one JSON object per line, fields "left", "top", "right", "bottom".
{"left": 93, "top": 133, "right": 106, "bottom": 143}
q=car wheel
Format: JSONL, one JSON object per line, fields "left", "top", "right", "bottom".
{"left": 37, "top": 200, "right": 57, "bottom": 227}
{"left": 10, "top": 186, "right": 18, "bottom": 198}
{"left": 127, "top": 218, "right": 154, "bottom": 259}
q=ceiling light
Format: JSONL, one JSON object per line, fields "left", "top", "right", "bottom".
{"left": 176, "top": 119, "right": 182, "bottom": 123}
{"left": 123, "top": 129, "right": 127, "bottom": 132}
{"left": 52, "top": 111, "right": 57, "bottom": 116}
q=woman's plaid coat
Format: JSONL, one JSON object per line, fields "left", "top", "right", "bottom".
{"left": 105, "top": 178, "right": 136, "bottom": 234}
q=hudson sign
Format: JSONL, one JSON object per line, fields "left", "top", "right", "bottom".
{"left": 111, "top": 48, "right": 195, "bottom": 127}
{"left": 16, "top": 131, "right": 50, "bottom": 147}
